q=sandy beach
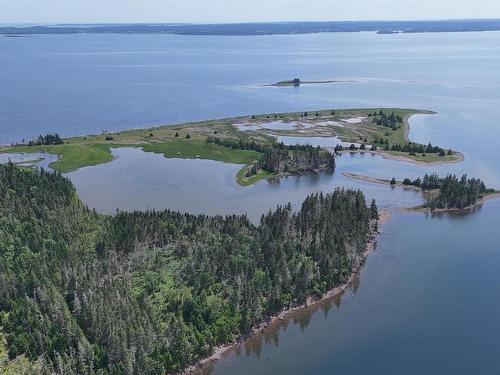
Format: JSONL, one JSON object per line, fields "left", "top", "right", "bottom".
{"left": 338, "top": 148, "right": 465, "bottom": 166}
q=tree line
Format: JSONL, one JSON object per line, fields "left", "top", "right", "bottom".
{"left": 368, "top": 110, "right": 403, "bottom": 130}
{"left": 401, "top": 173, "right": 490, "bottom": 209}
{"left": 206, "top": 135, "right": 268, "bottom": 153}
{"left": 207, "top": 136, "right": 336, "bottom": 177}
{"left": 387, "top": 142, "right": 449, "bottom": 156}
{"left": 255, "top": 145, "right": 335, "bottom": 175}
{"left": 0, "top": 163, "right": 378, "bottom": 374}
{"left": 15, "top": 133, "right": 64, "bottom": 147}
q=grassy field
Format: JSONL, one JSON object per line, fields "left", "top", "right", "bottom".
{"left": 383, "top": 150, "right": 460, "bottom": 163}
{"left": 142, "top": 139, "right": 260, "bottom": 164}
{"left": 6, "top": 143, "right": 114, "bottom": 173}
{"left": 0, "top": 107, "right": 461, "bottom": 185}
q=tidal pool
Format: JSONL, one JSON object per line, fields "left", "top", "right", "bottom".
{"left": 0, "top": 152, "right": 58, "bottom": 170}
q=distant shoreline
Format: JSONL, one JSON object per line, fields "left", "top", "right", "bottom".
{"left": 2, "top": 20, "right": 500, "bottom": 36}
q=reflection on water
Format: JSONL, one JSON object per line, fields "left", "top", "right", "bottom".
{"left": 65, "top": 147, "right": 426, "bottom": 222}
{"left": 199, "top": 201, "right": 500, "bottom": 375}
{"left": 192, "top": 261, "right": 366, "bottom": 375}
{"left": 194, "top": 279, "right": 354, "bottom": 375}
{"left": 277, "top": 135, "right": 367, "bottom": 150}
{"left": 63, "top": 143, "right": 496, "bottom": 222}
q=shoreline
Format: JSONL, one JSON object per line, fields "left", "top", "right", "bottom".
{"left": 181, "top": 210, "right": 391, "bottom": 375}
{"left": 342, "top": 171, "right": 418, "bottom": 189}
{"left": 342, "top": 171, "right": 500, "bottom": 212}
{"left": 338, "top": 148, "right": 464, "bottom": 166}
{"left": 407, "top": 191, "right": 500, "bottom": 213}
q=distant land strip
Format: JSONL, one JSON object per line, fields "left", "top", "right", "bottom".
{"left": 3, "top": 19, "right": 500, "bottom": 36}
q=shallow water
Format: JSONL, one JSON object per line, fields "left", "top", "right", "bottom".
{"left": 0, "top": 152, "right": 58, "bottom": 170}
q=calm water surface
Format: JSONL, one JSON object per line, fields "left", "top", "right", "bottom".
{"left": 199, "top": 201, "right": 500, "bottom": 375}
{"left": 2, "top": 31, "right": 500, "bottom": 374}
{"left": 67, "top": 147, "right": 424, "bottom": 221}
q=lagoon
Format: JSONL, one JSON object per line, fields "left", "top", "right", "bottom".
{"left": 66, "top": 147, "right": 425, "bottom": 221}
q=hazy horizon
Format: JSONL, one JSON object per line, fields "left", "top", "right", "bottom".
{"left": 3, "top": 0, "right": 500, "bottom": 24}
{"left": 3, "top": 18, "right": 500, "bottom": 27}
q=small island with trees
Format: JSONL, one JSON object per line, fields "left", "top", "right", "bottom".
{"left": 343, "top": 172, "right": 500, "bottom": 211}
{"left": 206, "top": 136, "right": 336, "bottom": 185}
{"left": 401, "top": 173, "right": 497, "bottom": 210}
{"left": 265, "top": 78, "right": 350, "bottom": 87}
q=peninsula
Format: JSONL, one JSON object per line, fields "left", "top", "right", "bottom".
{"left": 1, "top": 108, "right": 462, "bottom": 185}
{"left": 0, "top": 162, "right": 381, "bottom": 374}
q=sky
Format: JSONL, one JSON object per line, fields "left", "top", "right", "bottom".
{"left": 2, "top": 0, "right": 500, "bottom": 24}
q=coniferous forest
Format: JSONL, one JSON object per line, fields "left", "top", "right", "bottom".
{"left": 0, "top": 163, "right": 377, "bottom": 374}
{"left": 206, "top": 136, "right": 336, "bottom": 177}
{"left": 402, "top": 173, "right": 491, "bottom": 209}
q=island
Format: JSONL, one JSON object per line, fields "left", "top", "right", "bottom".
{"left": 264, "top": 78, "right": 353, "bottom": 87}
{"left": 271, "top": 78, "right": 302, "bottom": 87}
{"left": 0, "top": 108, "right": 464, "bottom": 186}
{"left": 0, "top": 162, "right": 382, "bottom": 374}
{"left": 343, "top": 172, "right": 500, "bottom": 211}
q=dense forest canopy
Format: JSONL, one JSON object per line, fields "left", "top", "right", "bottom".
{"left": 402, "top": 173, "right": 490, "bottom": 209}
{"left": 13, "top": 133, "right": 64, "bottom": 147}
{"left": 0, "top": 163, "right": 377, "bottom": 374}
{"left": 206, "top": 137, "right": 336, "bottom": 177}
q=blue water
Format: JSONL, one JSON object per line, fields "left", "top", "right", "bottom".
{"left": 66, "top": 147, "right": 424, "bottom": 221}
{"left": 201, "top": 201, "right": 500, "bottom": 375}
{"left": 2, "top": 31, "right": 500, "bottom": 188}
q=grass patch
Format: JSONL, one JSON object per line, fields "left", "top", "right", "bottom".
{"left": 236, "top": 166, "right": 274, "bottom": 186}
{"left": 384, "top": 150, "right": 460, "bottom": 163}
{"left": 141, "top": 139, "right": 261, "bottom": 164}
{"left": 5, "top": 144, "right": 114, "bottom": 173}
